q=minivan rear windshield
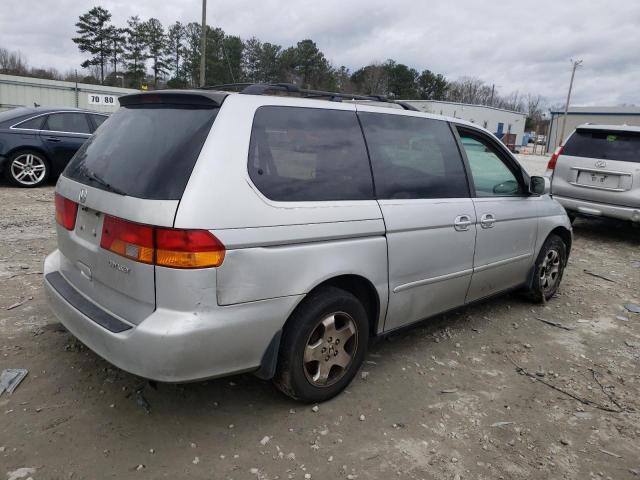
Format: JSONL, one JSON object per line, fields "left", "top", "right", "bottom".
{"left": 563, "top": 129, "right": 640, "bottom": 163}
{"left": 64, "top": 105, "right": 218, "bottom": 200}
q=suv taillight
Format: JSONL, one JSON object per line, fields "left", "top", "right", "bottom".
{"left": 100, "top": 215, "right": 225, "bottom": 269}
{"left": 55, "top": 193, "right": 78, "bottom": 230}
{"left": 547, "top": 146, "right": 564, "bottom": 171}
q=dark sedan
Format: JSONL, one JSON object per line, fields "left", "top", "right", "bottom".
{"left": 0, "top": 107, "right": 107, "bottom": 187}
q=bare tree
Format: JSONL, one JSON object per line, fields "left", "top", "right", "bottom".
{"left": 526, "top": 94, "right": 542, "bottom": 120}
{"left": 350, "top": 63, "right": 389, "bottom": 95}
{"left": 0, "top": 47, "right": 29, "bottom": 75}
{"left": 446, "top": 77, "right": 493, "bottom": 105}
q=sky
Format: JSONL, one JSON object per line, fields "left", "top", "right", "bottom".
{"left": 1, "top": 0, "right": 639, "bottom": 108}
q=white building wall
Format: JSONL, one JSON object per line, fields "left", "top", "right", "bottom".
{"left": 405, "top": 100, "right": 527, "bottom": 145}
{"left": 0, "top": 74, "right": 138, "bottom": 113}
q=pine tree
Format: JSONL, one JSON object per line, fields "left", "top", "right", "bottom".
{"left": 123, "top": 16, "right": 148, "bottom": 88}
{"left": 144, "top": 18, "right": 168, "bottom": 88}
{"left": 105, "top": 26, "right": 126, "bottom": 77}
{"left": 183, "top": 22, "right": 202, "bottom": 87}
{"left": 72, "top": 6, "right": 113, "bottom": 84}
{"left": 166, "top": 21, "right": 186, "bottom": 85}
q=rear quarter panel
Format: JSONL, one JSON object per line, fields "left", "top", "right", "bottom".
{"left": 174, "top": 95, "right": 389, "bottom": 332}
{"left": 0, "top": 128, "right": 47, "bottom": 162}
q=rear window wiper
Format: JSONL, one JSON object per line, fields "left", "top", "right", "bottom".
{"left": 86, "top": 171, "right": 127, "bottom": 196}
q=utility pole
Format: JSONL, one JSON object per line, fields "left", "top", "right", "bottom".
{"left": 74, "top": 69, "right": 79, "bottom": 108}
{"left": 559, "top": 59, "right": 583, "bottom": 146}
{"left": 489, "top": 84, "right": 495, "bottom": 106}
{"left": 199, "top": 0, "right": 207, "bottom": 87}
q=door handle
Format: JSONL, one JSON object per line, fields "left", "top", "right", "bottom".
{"left": 45, "top": 137, "right": 61, "bottom": 142}
{"left": 454, "top": 215, "right": 472, "bottom": 231}
{"left": 480, "top": 213, "right": 496, "bottom": 228}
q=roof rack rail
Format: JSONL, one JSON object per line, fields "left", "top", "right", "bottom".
{"left": 200, "top": 82, "right": 419, "bottom": 111}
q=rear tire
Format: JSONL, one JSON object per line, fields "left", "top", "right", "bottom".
{"left": 5, "top": 150, "right": 50, "bottom": 188}
{"left": 273, "top": 286, "right": 368, "bottom": 403}
{"left": 524, "top": 234, "right": 567, "bottom": 303}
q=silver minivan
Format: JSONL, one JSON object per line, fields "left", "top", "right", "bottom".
{"left": 44, "top": 86, "right": 572, "bottom": 402}
{"left": 548, "top": 124, "right": 640, "bottom": 224}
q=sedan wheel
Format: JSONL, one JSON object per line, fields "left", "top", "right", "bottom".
{"left": 8, "top": 152, "right": 49, "bottom": 187}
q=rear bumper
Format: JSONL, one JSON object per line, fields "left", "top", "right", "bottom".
{"left": 44, "top": 249, "right": 302, "bottom": 382}
{"left": 553, "top": 195, "right": 640, "bottom": 223}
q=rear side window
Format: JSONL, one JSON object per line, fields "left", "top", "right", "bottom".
{"left": 248, "top": 106, "right": 374, "bottom": 201}
{"left": 358, "top": 113, "right": 469, "bottom": 199}
{"left": 65, "top": 105, "right": 218, "bottom": 200}
{"left": 15, "top": 116, "right": 45, "bottom": 130}
{"left": 91, "top": 114, "right": 108, "bottom": 129}
{"left": 563, "top": 129, "right": 640, "bottom": 162}
{"left": 44, "top": 113, "right": 91, "bottom": 134}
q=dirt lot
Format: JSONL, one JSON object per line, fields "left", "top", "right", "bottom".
{"left": 2, "top": 156, "right": 639, "bottom": 480}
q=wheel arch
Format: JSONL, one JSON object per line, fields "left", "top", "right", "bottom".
{"left": 5, "top": 146, "right": 51, "bottom": 164}
{"left": 548, "top": 226, "right": 572, "bottom": 255}
{"left": 254, "top": 274, "right": 381, "bottom": 380}
{"left": 526, "top": 225, "right": 572, "bottom": 291}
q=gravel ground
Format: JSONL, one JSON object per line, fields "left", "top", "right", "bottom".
{"left": 2, "top": 154, "right": 639, "bottom": 480}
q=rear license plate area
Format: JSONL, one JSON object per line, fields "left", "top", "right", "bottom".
{"left": 75, "top": 206, "right": 103, "bottom": 243}
{"left": 577, "top": 171, "right": 620, "bottom": 189}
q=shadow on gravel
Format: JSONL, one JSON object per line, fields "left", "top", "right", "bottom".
{"left": 571, "top": 217, "right": 639, "bottom": 246}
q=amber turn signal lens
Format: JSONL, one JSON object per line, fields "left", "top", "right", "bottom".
{"left": 100, "top": 215, "right": 225, "bottom": 269}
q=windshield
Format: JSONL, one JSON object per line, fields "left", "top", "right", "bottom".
{"left": 64, "top": 105, "right": 218, "bottom": 200}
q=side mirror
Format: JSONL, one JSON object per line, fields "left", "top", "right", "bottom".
{"left": 493, "top": 179, "right": 520, "bottom": 195}
{"left": 530, "top": 176, "right": 550, "bottom": 195}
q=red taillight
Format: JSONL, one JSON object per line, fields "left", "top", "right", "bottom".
{"left": 55, "top": 193, "right": 78, "bottom": 230}
{"left": 155, "top": 228, "right": 225, "bottom": 268}
{"left": 547, "top": 146, "right": 564, "bottom": 170}
{"left": 100, "top": 215, "right": 225, "bottom": 269}
{"left": 100, "top": 216, "right": 155, "bottom": 264}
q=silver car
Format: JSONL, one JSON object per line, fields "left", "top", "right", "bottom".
{"left": 44, "top": 86, "right": 572, "bottom": 402}
{"left": 548, "top": 124, "right": 640, "bottom": 224}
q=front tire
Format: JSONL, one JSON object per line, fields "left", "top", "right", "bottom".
{"left": 524, "top": 234, "right": 567, "bottom": 302}
{"left": 5, "top": 150, "right": 50, "bottom": 187}
{"left": 273, "top": 286, "right": 369, "bottom": 403}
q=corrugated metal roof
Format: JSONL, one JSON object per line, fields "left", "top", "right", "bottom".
{"left": 406, "top": 99, "right": 527, "bottom": 116}
{"left": 550, "top": 106, "right": 640, "bottom": 115}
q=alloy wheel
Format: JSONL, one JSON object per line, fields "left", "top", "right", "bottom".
{"left": 303, "top": 312, "right": 358, "bottom": 387}
{"left": 540, "top": 248, "right": 561, "bottom": 293}
{"left": 10, "top": 153, "right": 47, "bottom": 186}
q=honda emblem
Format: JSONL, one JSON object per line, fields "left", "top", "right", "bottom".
{"left": 594, "top": 160, "right": 607, "bottom": 169}
{"left": 78, "top": 188, "right": 88, "bottom": 204}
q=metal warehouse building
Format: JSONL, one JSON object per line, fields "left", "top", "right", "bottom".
{"left": 547, "top": 106, "right": 640, "bottom": 151}
{"left": 0, "top": 74, "right": 138, "bottom": 113}
{"left": 405, "top": 100, "right": 527, "bottom": 146}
